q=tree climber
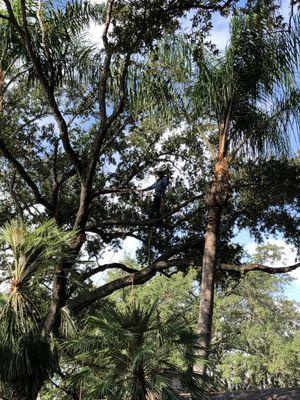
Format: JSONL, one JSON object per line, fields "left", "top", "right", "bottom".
{"left": 141, "top": 167, "right": 170, "bottom": 218}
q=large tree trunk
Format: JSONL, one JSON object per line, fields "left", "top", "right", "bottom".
{"left": 0, "top": 68, "right": 4, "bottom": 132}
{"left": 197, "top": 162, "right": 231, "bottom": 376}
{"left": 197, "top": 204, "right": 221, "bottom": 375}
{"left": 42, "top": 231, "right": 86, "bottom": 334}
{"left": 132, "top": 363, "right": 147, "bottom": 400}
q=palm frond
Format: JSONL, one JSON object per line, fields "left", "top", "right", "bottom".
{"left": 65, "top": 300, "right": 206, "bottom": 399}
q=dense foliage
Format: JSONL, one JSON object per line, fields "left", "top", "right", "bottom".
{"left": 0, "top": 0, "right": 299, "bottom": 398}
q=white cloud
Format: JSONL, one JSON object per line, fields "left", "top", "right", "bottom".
{"left": 208, "top": 15, "right": 230, "bottom": 51}
{"left": 86, "top": 0, "right": 114, "bottom": 48}
{"left": 88, "top": 19, "right": 106, "bottom": 47}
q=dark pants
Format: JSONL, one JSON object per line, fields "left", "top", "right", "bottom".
{"left": 149, "top": 194, "right": 164, "bottom": 218}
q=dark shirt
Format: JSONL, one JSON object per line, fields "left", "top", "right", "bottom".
{"left": 144, "top": 176, "right": 169, "bottom": 195}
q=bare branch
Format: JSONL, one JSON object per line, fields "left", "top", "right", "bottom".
{"left": 106, "top": 53, "right": 131, "bottom": 126}
{"left": 69, "top": 258, "right": 300, "bottom": 313}
{"left": 98, "top": 0, "right": 115, "bottom": 122}
{"left": 3, "top": 69, "right": 29, "bottom": 93}
{"left": 90, "top": 53, "right": 131, "bottom": 185}
{"left": 0, "top": 138, "right": 52, "bottom": 210}
{"left": 88, "top": 193, "right": 204, "bottom": 228}
{"left": 82, "top": 262, "right": 138, "bottom": 280}
{"left": 102, "top": 0, "right": 114, "bottom": 47}
{"left": 52, "top": 168, "right": 77, "bottom": 210}
{"left": 94, "top": 188, "right": 137, "bottom": 195}
{"left": 220, "top": 262, "right": 300, "bottom": 274}
{"left": 68, "top": 257, "right": 192, "bottom": 313}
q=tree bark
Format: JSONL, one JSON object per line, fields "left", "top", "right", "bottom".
{"left": 197, "top": 154, "right": 231, "bottom": 375}
{"left": 132, "top": 363, "right": 147, "bottom": 400}
{"left": 197, "top": 204, "right": 221, "bottom": 375}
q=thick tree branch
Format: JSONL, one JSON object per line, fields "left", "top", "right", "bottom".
{"left": 220, "top": 262, "right": 300, "bottom": 274}
{"left": 82, "top": 262, "right": 138, "bottom": 281}
{"left": 68, "top": 258, "right": 192, "bottom": 313}
{"left": 87, "top": 193, "right": 205, "bottom": 228}
{"left": 69, "top": 258, "right": 300, "bottom": 313}
{"left": 87, "top": 52, "right": 131, "bottom": 191}
{"left": 3, "top": 0, "right": 83, "bottom": 176}
{"left": 0, "top": 138, "right": 52, "bottom": 210}
{"left": 106, "top": 53, "right": 131, "bottom": 127}
{"left": 86, "top": 226, "right": 147, "bottom": 245}
{"left": 97, "top": 0, "right": 115, "bottom": 123}
{"left": 52, "top": 168, "right": 77, "bottom": 209}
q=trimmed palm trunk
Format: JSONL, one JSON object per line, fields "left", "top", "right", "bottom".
{"left": 11, "top": 382, "right": 43, "bottom": 400}
{"left": 0, "top": 68, "right": 4, "bottom": 113}
{"left": 11, "top": 387, "right": 27, "bottom": 400}
{"left": 197, "top": 151, "right": 231, "bottom": 375}
{"left": 197, "top": 203, "right": 221, "bottom": 374}
{"left": 132, "top": 362, "right": 147, "bottom": 400}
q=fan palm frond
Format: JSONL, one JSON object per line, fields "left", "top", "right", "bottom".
{"left": 65, "top": 301, "right": 206, "bottom": 400}
{"left": 0, "top": 219, "right": 75, "bottom": 397}
{"left": 0, "top": 219, "right": 75, "bottom": 335}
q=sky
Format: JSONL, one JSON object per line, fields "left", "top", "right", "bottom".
{"left": 206, "top": 1, "right": 300, "bottom": 301}
{"left": 88, "top": 0, "right": 300, "bottom": 302}
{"left": 1, "top": 0, "right": 297, "bottom": 301}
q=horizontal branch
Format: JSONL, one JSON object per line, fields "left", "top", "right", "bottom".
{"left": 69, "top": 257, "right": 300, "bottom": 313}
{"left": 88, "top": 193, "right": 204, "bottom": 228}
{"left": 93, "top": 188, "right": 137, "bottom": 195}
{"left": 82, "top": 262, "right": 138, "bottom": 280}
{"left": 68, "top": 258, "right": 192, "bottom": 313}
{"left": 220, "top": 262, "right": 300, "bottom": 274}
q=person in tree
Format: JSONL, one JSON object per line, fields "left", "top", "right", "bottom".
{"left": 142, "top": 167, "right": 170, "bottom": 218}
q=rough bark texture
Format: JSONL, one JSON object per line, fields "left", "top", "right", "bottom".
{"left": 132, "top": 364, "right": 147, "bottom": 400}
{"left": 197, "top": 155, "right": 231, "bottom": 374}
{"left": 197, "top": 204, "right": 221, "bottom": 374}
{"left": 0, "top": 68, "right": 4, "bottom": 113}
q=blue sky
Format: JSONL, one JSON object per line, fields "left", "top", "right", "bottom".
{"left": 234, "top": 229, "right": 300, "bottom": 301}
{"left": 99, "top": 1, "right": 300, "bottom": 302}
{"left": 205, "top": 1, "right": 300, "bottom": 302}
{"left": 67, "top": 0, "right": 300, "bottom": 302}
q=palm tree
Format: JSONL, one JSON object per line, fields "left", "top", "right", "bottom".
{"left": 65, "top": 301, "right": 205, "bottom": 400}
{"left": 130, "top": 3, "right": 300, "bottom": 375}
{"left": 195, "top": 7, "right": 299, "bottom": 374}
{"left": 0, "top": 219, "right": 75, "bottom": 400}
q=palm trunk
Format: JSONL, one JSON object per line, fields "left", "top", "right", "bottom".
{"left": 11, "top": 388, "right": 27, "bottom": 400}
{"left": 0, "top": 68, "right": 4, "bottom": 132}
{"left": 0, "top": 68, "right": 4, "bottom": 113}
{"left": 11, "top": 381, "right": 43, "bottom": 400}
{"left": 197, "top": 158, "right": 231, "bottom": 376}
{"left": 132, "top": 363, "right": 147, "bottom": 400}
{"left": 197, "top": 203, "right": 222, "bottom": 376}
